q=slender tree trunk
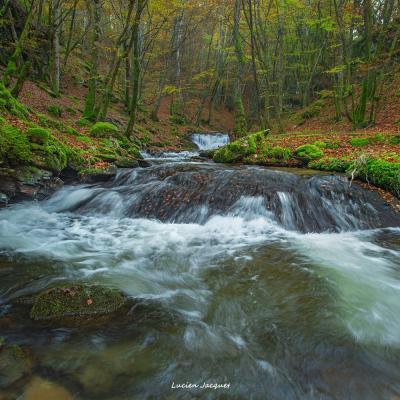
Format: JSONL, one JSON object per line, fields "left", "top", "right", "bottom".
{"left": 233, "top": 0, "right": 246, "bottom": 137}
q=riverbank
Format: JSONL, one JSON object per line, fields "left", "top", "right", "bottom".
{"left": 211, "top": 130, "right": 400, "bottom": 207}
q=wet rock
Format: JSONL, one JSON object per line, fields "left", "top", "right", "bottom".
{"left": 138, "top": 159, "right": 151, "bottom": 168}
{"left": 0, "top": 342, "right": 32, "bottom": 389}
{"left": 115, "top": 157, "right": 140, "bottom": 168}
{"left": 30, "top": 285, "right": 126, "bottom": 321}
{"left": 0, "top": 193, "right": 8, "bottom": 207}
{"left": 23, "top": 376, "right": 73, "bottom": 400}
{"left": 79, "top": 364, "right": 114, "bottom": 396}
{"left": 0, "top": 167, "right": 63, "bottom": 203}
{"left": 79, "top": 165, "right": 117, "bottom": 183}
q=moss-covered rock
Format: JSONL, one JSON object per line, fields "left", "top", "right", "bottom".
{"left": 264, "top": 146, "right": 292, "bottom": 161}
{"left": 31, "top": 136, "right": 68, "bottom": 173}
{"left": 295, "top": 144, "right": 324, "bottom": 163}
{"left": 0, "top": 84, "right": 29, "bottom": 119}
{"left": 90, "top": 122, "right": 120, "bottom": 138}
{"left": 30, "top": 285, "right": 126, "bottom": 321}
{"left": 79, "top": 165, "right": 118, "bottom": 183}
{"left": 0, "top": 125, "right": 32, "bottom": 166}
{"left": 47, "top": 104, "right": 62, "bottom": 118}
{"left": 0, "top": 341, "right": 32, "bottom": 389}
{"left": 313, "top": 140, "right": 327, "bottom": 149}
{"left": 26, "top": 127, "right": 51, "bottom": 146}
{"left": 213, "top": 131, "right": 264, "bottom": 163}
{"left": 353, "top": 158, "right": 400, "bottom": 196}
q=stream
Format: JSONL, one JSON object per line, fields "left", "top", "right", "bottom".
{"left": 0, "top": 134, "right": 400, "bottom": 399}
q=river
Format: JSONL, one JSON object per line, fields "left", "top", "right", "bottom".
{"left": 0, "top": 134, "right": 400, "bottom": 399}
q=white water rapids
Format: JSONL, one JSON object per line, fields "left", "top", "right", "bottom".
{"left": 0, "top": 142, "right": 400, "bottom": 399}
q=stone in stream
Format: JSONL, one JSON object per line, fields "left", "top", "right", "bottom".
{"left": 0, "top": 341, "right": 32, "bottom": 389}
{"left": 23, "top": 376, "right": 73, "bottom": 400}
{"left": 29, "top": 285, "right": 126, "bottom": 321}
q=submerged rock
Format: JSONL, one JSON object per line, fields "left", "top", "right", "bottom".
{"left": 30, "top": 285, "right": 126, "bottom": 321}
{"left": 23, "top": 377, "right": 73, "bottom": 400}
{"left": 0, "top": 342, "right": 32, "bottom": 389}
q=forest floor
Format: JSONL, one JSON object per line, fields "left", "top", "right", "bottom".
{"left": 1, "top": 74, "right": 399, "bottom": 205}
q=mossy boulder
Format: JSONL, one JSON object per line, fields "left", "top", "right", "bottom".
{"left": 79, "top": 165, "right": 118, "bottom": 183}
{"left": 26, "top": 127, "right": 51, "bottom": 146}
{"left": 213, "top": 131, "right": 264, "bottom": 163}
{"left": 90, "top": 122, "right": 120, "bottom": 138}
{"left": 31, "top": 136, "right": 68, "bottom": 173}
{"left": 0, "top": 125, "right": 32, "bottom": 166}
{"left": 30, "top": 285, "right": 126, "bottom": 321}
{"left": 353, "top": 158, "right": 400, "bottom": 196}
{"left": 295, "top": 144, "right": 324, "bottom": 163}
{"left": 0, "top": 84, "right": 29, "bottom": 119}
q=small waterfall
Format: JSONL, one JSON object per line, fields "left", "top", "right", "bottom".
{"left": 191, "top": 133, "right": 230, "bottom": 150}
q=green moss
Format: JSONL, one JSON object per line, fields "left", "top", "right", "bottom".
{"left": 26, "top": 127, "right": 51, "bottom": 146}
{"left": 349, "top": 137, "right": 370, "bottom": 147}
{"left": 30, "top": 285, "right": 125, "bottom": 321}
{"left": 313, "top": 141, "right": 327, "bottom": 149}
{"left": 213, "top": 132, "right": 267, "bottom": 163}
{"left": 295, "top": 144, "right": 324, "bottom": 163}
{"left": 47, "top": 105, "right": 62, "bottom": 118}
{"left": 90, "top": 122, "right": 120, "bottom": 138}
{"left": 265, "top": 146, "right": 292, "bottom": 161}
{"left": 31, "top": 135, "right": 68, "bottom": 172}
{"left": 65, "top": 126, "right": 79, "bottom": 135}
{"left": 352, "top": 158, "right": 400, "bottom": 196}
{"left": 76, "top": 118, "right": 93, "bottom": 127}
{"left": 309, "top": 157, "right": 351, "bottom": 172}
{"left": 76, "top": 136, "right": 92, "bottom": 144}
{"left": 0, "top": 85, "right": 29, "bottom": 119}
{"left": 0, "top": 117, "right": 5, "bottom": 125}
{"left": 0, "top": 125, "right": 32, "bottom": 166}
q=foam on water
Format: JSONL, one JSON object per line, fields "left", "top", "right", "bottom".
{"left": 191, "top": 133, "right": 230, "bottom": 150}
{"left": 1, "top": 185, "right": 400, "bottom": 346}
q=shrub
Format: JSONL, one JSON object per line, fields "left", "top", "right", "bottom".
{"left": 47, "top": 105, "right": 62, "bottom": 118}
{"left": 300, "top": 100, "right": 324, "bottom": 120}
{"left": 390, "top": 135, "right": 400, "bottom": 145}
{"left": 26, "top": 127, "right": 50, "bottom": 146}
{"left": 295, "top": 144, "right": 323, "bottom": 163}
{"left": 0, "top": 125, "right": 32, "bottom": 165}
{"left": 90, "top": 122, "right": 120, "bottom": 138}
{"left": 349, "top": 137, "right": 369, "bottom": 147}
{"left": 170, "top": 114, "right": 186, "bottom": 125}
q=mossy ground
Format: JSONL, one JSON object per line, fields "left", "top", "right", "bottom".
{"left": 30, "top": 285, "right": 125, "bottom": 321}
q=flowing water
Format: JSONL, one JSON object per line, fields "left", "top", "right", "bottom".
{"left": 0, "top": 136, "right": 400, "bottom": 399}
